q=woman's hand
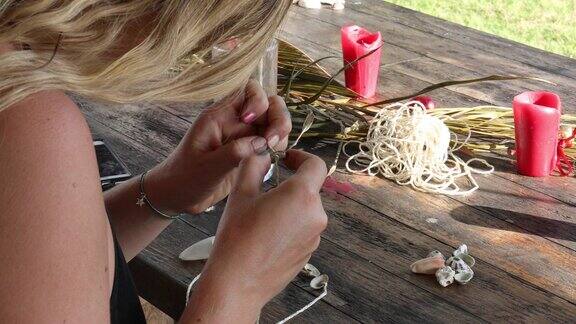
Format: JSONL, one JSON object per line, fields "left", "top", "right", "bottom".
{"left": 147, "top": 80, "right": 291, "bottom": 214}
{"left": 181, "top": 150, "right": 328, "bottom": 323}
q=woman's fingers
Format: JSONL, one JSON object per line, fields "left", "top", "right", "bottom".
{"left": 240, "top": 80, "right": 269, "bottom": 124}
{"left": 232, "top": 154, "right": 272, "bottom": 198}
{"left": 283, "top": 150, "right": 328, "bottom": 192}
{"left": 262, "top": 95, "right": 291, "bottom": 149}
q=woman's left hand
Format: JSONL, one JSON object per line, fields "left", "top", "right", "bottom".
{"left": 146, "top": 80, "right": 291, "bottom": 214}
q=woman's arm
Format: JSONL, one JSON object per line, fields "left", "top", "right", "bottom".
{"left": 0, "top": 91, "right": 112, "bottom": 322}
{"left": 103, "top": 167, "right": 175, "bottom": 261}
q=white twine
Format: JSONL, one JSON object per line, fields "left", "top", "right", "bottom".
{"left": 345, "top": 101, "right": 493, "bottom": 196}
{"left": 276, "top": 284, "right": 328, "bottom": 324}
{"left": 185, "top": 267, "right": 328, "bottom": 323}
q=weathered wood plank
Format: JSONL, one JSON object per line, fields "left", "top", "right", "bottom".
{"left": 321, "top": 192, "right": 576, "bottom": 322}
{"left": 181, "top": 210, "right": 483, "bottom": 323}
{"left": 183, "top": 188, "right": 576, "bottom": 322}
{"left": 327, "top": 169, "right": 576, "bottom": 303}
{"left": 286, "top": 7, "right": 576, "bottom": 112}
{"left": 84, "top": 100, "right": 486, "bottom": 322}
{"left": 279, "top": 16, "right": 576, "bottom": 209}
{"left": 78, "top": 94, "right": 576, "bottom": 303}
{"left": 348, "top": 0, "right": 576, "bottom": 80}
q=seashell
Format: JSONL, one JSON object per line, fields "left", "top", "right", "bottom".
{"left": 264, "top": 164, "right": 274, "bottom": 182}
{"left": 427, "top": 250, "right": 445, "bottom": 260}
{"left": 298, "top": 0, "right": 322, "bottom": 9}
{"left": 302, "top": 263, "right": 322, "bottom": 277}
{"left": 454, "top": 268, "right": 474, "bottom": 285}
{"left": 179, "top": 236, "right": 215, "bottom": 261}
{"left": 453, "top": 244, "right": 468, "bottom": 257}
{"left": 310, "top": 274, "right": 329, "bottom": 289}
{"left": 435, "top": 266, "right": 455, "bottom": 287}
{"left": 459, "top": 254, "right": 475, "bottom": 268}
{"left": 410, "top": 256, "right": 445, "bottom": 274}
{"left": 452, "top": 244, "right": 475, "bottom": 268}
{"left": 446, "top": 256, "right": 472, "bottom": 273}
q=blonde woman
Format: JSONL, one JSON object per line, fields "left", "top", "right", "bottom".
{"left": 0, "top": 1, "right": 328, "bottom": 323}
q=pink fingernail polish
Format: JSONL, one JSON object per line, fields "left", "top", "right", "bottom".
{"left": 242, "top": 112, "right": 256, "bottom": 124}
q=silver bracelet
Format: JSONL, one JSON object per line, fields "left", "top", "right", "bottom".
{"left": 136, "top": 171, "right": 182, "bottom": 220}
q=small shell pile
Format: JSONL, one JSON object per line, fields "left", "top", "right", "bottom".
{"left": 410, "top": 244, "right": 476, "bottom": 287}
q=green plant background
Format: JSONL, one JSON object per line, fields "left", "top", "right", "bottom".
{"left": 386, "top": 0, "right": 576, "bottom": 58}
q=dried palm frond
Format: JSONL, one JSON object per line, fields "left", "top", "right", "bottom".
{"left": 276, "top": 39, "right": 576, "bottom": 172}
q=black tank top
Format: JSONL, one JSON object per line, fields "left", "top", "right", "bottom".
{"left": 110, "top": 235, "right": 146, "bottom": 324}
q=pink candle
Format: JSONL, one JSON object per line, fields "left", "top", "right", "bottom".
{"left": 513, "top": 91, "right": 562, "bottom": 177}
{"left": 341, "top": 25, "right": 382, "bottom": 98}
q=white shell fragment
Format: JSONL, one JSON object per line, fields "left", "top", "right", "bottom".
{"left": 410, "top": 256, "right": 446, "bottom": 275}
{"left": 310, "top": 274, "right": 329, "bottom": 289}
{"left": 302, "top": 263, "right": 322, "bottom": 277}
{"left": 448, "top": 245, "right": 475, "bottom": 285}
{"left": 454, "top": 268, "right": 474, "bottom": 284}
{"left": 435, "top": 266, "right": 455, "bottom": 287}
{"left": 446, "top": 256, "right": 472, "bottom": 273}
{"left": 453, "top": 244, "right": 475, "bottom": 267}
{"left": 179, "top": 236, "right": 215, "bottom": 261}
{"left": 453, "top": 244, "right": 468, "bottom": 255}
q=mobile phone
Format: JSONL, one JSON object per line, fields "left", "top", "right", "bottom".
{"left": 94, "top": 140, "right": 131, "bottom": 188}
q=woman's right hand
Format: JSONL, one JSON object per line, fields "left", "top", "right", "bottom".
{"left": 181, "top": 150, "right": 328, "bottom": 323}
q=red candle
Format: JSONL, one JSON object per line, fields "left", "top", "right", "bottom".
{"left": 513, "top": 91, "right": 562, "bottom": 177}
{"left": 341, "top": 25, "right": 382, "bottom": 98}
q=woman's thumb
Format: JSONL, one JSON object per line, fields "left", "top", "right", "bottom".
{"left": 231, "top": 154, "right": 272, "bottom": 198}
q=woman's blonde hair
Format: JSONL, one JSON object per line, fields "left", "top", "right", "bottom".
{"left": 0, "top": 0, "right": 291, "bottom": 111}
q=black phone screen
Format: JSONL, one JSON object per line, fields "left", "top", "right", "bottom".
{"left": 94, "top": 141, "right": 131, "bottom": 181}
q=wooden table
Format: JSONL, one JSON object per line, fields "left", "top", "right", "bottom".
{"left": 79, "top": 2, "right": 576, "bottom": 322}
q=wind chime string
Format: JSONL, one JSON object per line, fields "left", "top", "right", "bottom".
{"left": 345, "top": 101, "right": 494, "bottom": 195}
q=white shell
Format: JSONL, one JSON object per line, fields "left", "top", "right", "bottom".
{"left": 447, "top": 257, "right": 472, "bottom": 272}
{"left": 298, "top": 0, "right": 322, "bottom": 9}
{"left": 452, "top": 244, "right": 475, "bottom": 267}
{"left": 410, "top": 256, "right": 445, "bottom": 275}
{"left": 453, "top": 244, "right": 468, "bottom": 256}
{"left": 427, "top": 250, "right": 445, "bottom": 260}
{"left": 179, "top": 236, "right": 215, "bottom": 261}
{"left": 264, "top": 164, "right": 275, "bottom": 182}
{"left": 310, "top": 274, "right": 329, "bottom": 289}
{"left": 454, "top": 268, "right": 474, "bottom": 285}
{"left": 435, "top": 266, "right": 455, "bottom": 287}
{"left": 302, "top": 263, "right": 322, "bottom": 277}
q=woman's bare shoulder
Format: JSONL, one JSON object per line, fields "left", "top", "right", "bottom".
{"left": 0, "top": 91, "right": 111, "bottom": 322}
{"left": 0, "top": 90, "right": 99, "bottom": 187}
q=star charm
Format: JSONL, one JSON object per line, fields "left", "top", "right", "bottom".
{"left": 136, "top": 195, "right": 146, "bottom": 207}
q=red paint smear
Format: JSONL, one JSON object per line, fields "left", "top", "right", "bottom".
{"left": 322, "top": 176, "right": 355, "bottom": 196}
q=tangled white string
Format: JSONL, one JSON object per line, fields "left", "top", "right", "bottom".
{"left": 345, "top": 102, "right": 493, "bottom": 196}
